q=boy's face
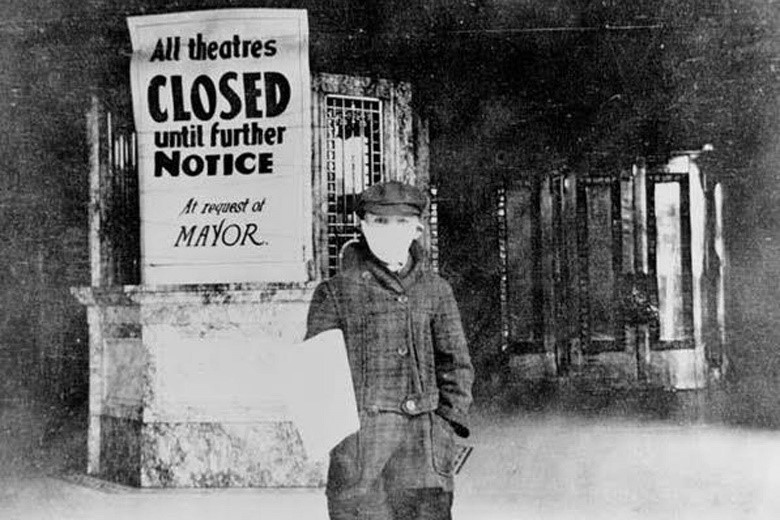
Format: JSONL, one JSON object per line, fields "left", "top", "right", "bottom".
{"left": 360, "top": 213, "right": 423, "bottom": 267}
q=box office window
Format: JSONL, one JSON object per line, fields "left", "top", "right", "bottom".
{"left": 324, "top": 95, "right": 384, "bottom": 276}
{"left": 312, "top": 74, "right": 423, "bottom": 280}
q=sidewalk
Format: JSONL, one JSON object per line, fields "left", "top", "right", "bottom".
{"left": 3, "top": 409, "right": 780, "bottom": 519}
{"left": 1, "top": 476, "right": 329, "bottom": 520}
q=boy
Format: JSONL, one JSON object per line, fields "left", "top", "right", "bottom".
{"left": 305, "top": 181, "right": 474, "bottom": 520}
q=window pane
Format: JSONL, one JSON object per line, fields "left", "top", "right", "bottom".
{"left": 621, "top": 179, "right": 634, "bottom": 274}
{"left": 654, "top": 183, "right": 686, "bottom": 341}
{"left": 505, "top": 185, "right": 543, "bottom": 342}
{"left": 586, "top": 185, "right": 615, "bottom": 341}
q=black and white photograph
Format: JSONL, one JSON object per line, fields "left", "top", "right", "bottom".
{"left": 1, "top": 1, "right": 779, "bottom": 519}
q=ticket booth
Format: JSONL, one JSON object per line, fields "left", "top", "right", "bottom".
{"left": 72, "top": 11, "right": 431, "bottom": 488}
{"left": 497, "top": 152, "right": 727, "bottom": 390}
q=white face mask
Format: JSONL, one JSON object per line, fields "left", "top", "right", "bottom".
{"left": 361, "top": 217, "right": 421, "bottom": 268}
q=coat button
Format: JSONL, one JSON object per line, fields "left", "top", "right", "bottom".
{"left": 397, "top": 346, "right": 409, "bottom": 356}
{"left": 361, "top": 271, "right": 371, "bottom": 280}
{"left": 403, "top": 399, "right": 417, "bottom": 413}
{"left": 366, "top": 404, "right": 379, "bottom": 415}
{"left": 397, "top": 295, "right": 408, "bottom": 303}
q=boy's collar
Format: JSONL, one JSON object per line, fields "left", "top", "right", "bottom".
{"left": 384, "top": 255, "right": 411, "bottom": 275}
{"left": 355, "top": 238, "right": 426, "bottom": 293}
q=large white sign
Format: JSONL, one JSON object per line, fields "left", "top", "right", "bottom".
{"left": 128, "top": 9, "right": 311, "bottom": 284}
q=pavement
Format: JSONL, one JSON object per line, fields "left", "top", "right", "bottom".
{"left": 2, "top": 404, "right": 780, "bottom": 519}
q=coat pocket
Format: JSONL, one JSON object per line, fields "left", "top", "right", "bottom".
{"left": 327, "top": 431, "right": 361, "bottom": 492}
{"left": 430, "top": 413, "right": 456, "bottom": 477}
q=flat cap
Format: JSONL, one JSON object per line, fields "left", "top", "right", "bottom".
{"left": 356, "top": 181, "right": 428, "bottom": 217}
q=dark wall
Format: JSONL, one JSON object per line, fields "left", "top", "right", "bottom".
{"left": 1, "top": 0, "right": 778, "bottom": 424}
{"left": 0, "top": 1, "right": 94, "bottom": 405}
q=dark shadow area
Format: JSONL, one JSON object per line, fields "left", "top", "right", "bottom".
{"left": 472, "top": 377, "right": 757, "bottom": 429}
{"left": 0, "top": 396, "right": 87, "bottom": 478}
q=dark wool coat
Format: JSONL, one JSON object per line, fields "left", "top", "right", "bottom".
{"left": 305, "top": 239, "right": 473, "bottom": 497}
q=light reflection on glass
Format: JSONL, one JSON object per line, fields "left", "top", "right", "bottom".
{"left": 333, "top": 134, "right": 370, "bottom": 197}
{"left": 655, "top": 182, "right": 686, "bottom": 340}
{"left": 714, "top": 183, "right": 726, "bottom": 344}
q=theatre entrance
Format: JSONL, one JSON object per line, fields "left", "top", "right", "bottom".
{"left": 497, "top": 154, "right": 726, "bottom": 391}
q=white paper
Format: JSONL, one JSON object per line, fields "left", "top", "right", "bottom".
{"left": 280, "top": 329, "right": 359, "bottom": 461}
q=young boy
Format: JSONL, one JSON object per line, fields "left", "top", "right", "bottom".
{"left": 306, "top": 181, "right": 474, "bottom": 520}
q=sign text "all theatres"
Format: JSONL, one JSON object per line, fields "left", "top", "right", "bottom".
{"left": 148, "top": 34, "right": 291, "bottom": 178}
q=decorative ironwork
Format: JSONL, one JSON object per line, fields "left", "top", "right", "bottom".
{"left": 497, "top": 186, "right": 510, "bottom": 352}
{"left": 104, "top": 112, "right": 140, "bottom": 286}
{"left": 429, "top": 185, "right": 439, "bottom": 274}
{"left": 325, "top": 95, "right": 383, "bottom": 276}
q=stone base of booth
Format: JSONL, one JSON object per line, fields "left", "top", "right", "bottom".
{"left": 73, "top": 283, "right": 327, "bottom": 488}
{"left": 99, "top": 416, "right": 142, "bottom": 486}
{"left": 98, "top": 416, "right": 324, "bottom": 488}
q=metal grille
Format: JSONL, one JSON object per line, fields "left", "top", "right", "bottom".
{"left": 105, "top": 112, "right": 141, "bottom": 285}
{"left": 325, "top": 95, "right": 384, "bottom": 276}
{"left": 496, "top": 186, "right": 510, "bottom": 352}
{"left": 429, "top": 186, "right": 439, "bottom": 274}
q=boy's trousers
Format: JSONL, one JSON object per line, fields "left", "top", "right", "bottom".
{"left": 328, "top": 488, "right": 453, "bottom": 520}
{"left": 326, "top": 411, "right": 457, "bottom": 520}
